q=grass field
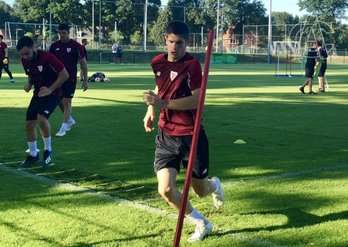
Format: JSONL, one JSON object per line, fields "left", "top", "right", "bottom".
{"left": 0, "top": 62, "right": 347, "bottom": 247}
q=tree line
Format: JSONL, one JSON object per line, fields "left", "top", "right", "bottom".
{"left": 1, "top": 0, "right": 347, "bottom": 49}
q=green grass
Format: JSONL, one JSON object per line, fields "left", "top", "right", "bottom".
{"left": 0, "top": 63, "right": 347, "bottom": 246}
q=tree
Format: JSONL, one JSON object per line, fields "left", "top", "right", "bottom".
{"left": 0, "top": 1, "right": 19, "bottom": 24}
{"left": 272, "top": 12, "right": 300, "bottom": 41}
{"left": 13, "top": 0, "right": 84, "bottom": 24}
{"left": 298, "top": 0, "right": 348, "bottom": 21}
{"left": 298, "top": 0, "right": 348, "bottom": 48}
{"left": 148, "top": 8, "right": 172, "bottom": 46}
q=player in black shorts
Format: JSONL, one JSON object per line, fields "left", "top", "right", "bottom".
{"left": 299, "top": 42, "right": 319, "bottom": 95}
{"left": 143, "top": 21, "right": 225, "bottom": 242}
{"left": 316, "top": 40, "right": 328, "bottom": 92}
{"left": 0, "top": 35, "right": 15, "bottom": 84}
{"left": 17, "top": 36, "right": 68, "bottom": 168}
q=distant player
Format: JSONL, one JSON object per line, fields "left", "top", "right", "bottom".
{"left": 80, "top": 38, "right": 88, "bottom": 81}
{"left": 49, "top": 23, "right": 88, "bottom": 137}
{"left": 299, "top": 42, "right": 319, "bottom": 95}
{"left": 0, "top": 35, "right": 15, "bottom": 84}
{"left": 16, "top": 36, "right": 69, "bottom": 168}
{"left": 316, "top": 40, "right": 328, "bottom": 92}
{"left": 143, "top": 21, "right": 225, "bottom": 242}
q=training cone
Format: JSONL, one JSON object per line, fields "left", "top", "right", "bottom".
{"left": 234, "top": 139, "right": 246, "bottom": 144}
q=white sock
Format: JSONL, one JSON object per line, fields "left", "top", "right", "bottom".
{"left": 42, "top": 136, "right": 52, "bottom": 152}
{"left": 69, "top": 116, "right": 74, "bottom": 122}
{"left": 213, "top": 179, "right": 219, "bottom": 193}
{"left": 62, "top": 122, "right": 69, "bottom": 130}
{"left": 186, "top": 209, "right": 207, "bottom": 226}
{"left": 28, "top": 141, "right": 38, "bottom": 157}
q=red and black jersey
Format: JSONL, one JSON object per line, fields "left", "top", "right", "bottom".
{"left": 151, "top": 52, "right": 202, "bottom": 136}
{"left": 49, "top": 39, "right": 85, "bottom": 81}
{"left": 0, "top": 41, "right": 7, "bottom": 60}
{"left": 21, "top": 50, "right": 65, "bottom": 97}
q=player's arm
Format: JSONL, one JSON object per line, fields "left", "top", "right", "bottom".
{"left": 143, "top": 88, "right": 200, "bottom": 110}
{"left": 80, "top": 57, "right": 88, "bottom": 91}
{"left": 143, "top": 86, "right": 158, "bottom": 132}
{"left": 38, "top": 68, "right": 69, "bottom": 97}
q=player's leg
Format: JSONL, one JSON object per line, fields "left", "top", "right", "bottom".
{"left": 318, "top": 64, "right": 327, "bottom": 92}
{"left": 37, "top": 114, "right": 53, "bottom": 167}
{"left": 4, "top": 65, "right": 14, "bottom": 84}
{"left": 0, "top": 64, "right": 3, "bottom": 80}
{"left": 156, "top": 168, "right": 212, "bottom": 242}
{"left": 38, "top": 95, "right": 60, "bottom": 166}
{"left": 56, "top": 81, "right": 76, "bottom": 137}
{"left": 20, "top": 121, "right": 39, "bottom": 168}
{"left": 182, "top": 129, "right": 219, "bottom": 242}
{"left": 20, "top": 98, "right": 40, "bottom": 168}
{"left": 157, "top": 167, "right": 193, "bottom": 213}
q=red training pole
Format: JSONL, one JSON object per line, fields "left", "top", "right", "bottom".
{"left": 173, "top": 29, "right": 215, "bottom": 247}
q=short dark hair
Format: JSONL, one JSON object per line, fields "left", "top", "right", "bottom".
{"left": 0, "top": 35, "right": 3, "bottom": 39}
{"left": 165, "top": 21, "right": 189, "bottom": 40}
{"left": 58, "top": 23, "right": 70, "bottom": 31}
{"left": 316, "top": 40, "right": 323, "bottom": 46}
{"left": 16, "top": 36, "right": 34, "bottom": 50}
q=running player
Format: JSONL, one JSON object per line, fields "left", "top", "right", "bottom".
{"left": 0, "top": 35, "right": 15, "bottom": 84}
{"left": 49, "top": 23, "right": 88, "bottom": 137}
{"left": 299, "top": 42, "right": 319, "bottom": 95}
{"left": 143, "top": 21, "right": 225, "bottom": 243}
{"left": 16, "top": 36, "right": 69, "bottom": 168}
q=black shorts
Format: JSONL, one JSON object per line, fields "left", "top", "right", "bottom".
{"left": 26, "top": 95, "right": 61, "bottom": 121}
{"left": 305, "top": 64, "right": 315, "bottom": 78}
{"left": 61, "top": 80, "right": 77, "bottom": 98}
{"left": 154, "top": 128, "right": 210, "bottom": 179}
{"left": 318, "top": 63, "right": 327, "bottom": 77}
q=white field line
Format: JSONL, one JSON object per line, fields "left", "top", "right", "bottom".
{"left": 1, "top": 161, "right": 346, "bottom": 247}
{"left": 0, "top": 162, "right": 177, "bottom": 220}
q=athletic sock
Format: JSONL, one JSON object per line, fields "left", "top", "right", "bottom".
{"left": 186, "top": 209, "right": 207, "bottom": 226}
{"left": 62, "top": 122, "right": 69, "bottom": 130}
{"left": 42, "top": 136, "right": 52, "bottom": 152}
{"left": 68, "top": 116, "right": 74, "bottom": 123}
{"left": 28, "top": 141, "right": 38, "bottom": 157}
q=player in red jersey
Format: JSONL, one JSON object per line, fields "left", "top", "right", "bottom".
{"left": 143, "top": 21, "right": 225, "bottom": 242}
{"left": 49, "top": 23, "right": 88, "bottom": 137}
{"left": 0, "top": 35, "right": 15, "bottom": 84}
{"left": 16, "top": 36, "right": 69, "bottom": 168}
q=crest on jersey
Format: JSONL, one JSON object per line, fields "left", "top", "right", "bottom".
{"left": 67, "top": 48, "right": 71, "bottom": 53}
{"left": 156, "top": 71, "right": 161, "bottom": 77}
{"left": 38, "top": 66, "right": 43, "bottom": 72}
{"left": 56, "top": 48, "right": 60, "bottom": 51}
{"left": 170, "top": 71, "right": 178, "bottom": 81}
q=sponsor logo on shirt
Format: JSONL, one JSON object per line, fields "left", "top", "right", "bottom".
{"left": 44, "top": 110, "right": 50, "bottom": 115}
{"left": 156, "top": 71, "right": 161, "bottom": 77}
{"left": 170, "top": 71, "right": 178, "bottom": 81}
{"left": 56, "top": 48, "right": 60, "bottom": 51}
{"left": 202, "top": 168, "right": 208, "bottom": 175}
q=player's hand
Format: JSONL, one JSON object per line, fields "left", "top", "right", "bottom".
{"left": 82, "top": 80, "right": 88, "bottom": 91}
{"left": 24, "top": 83, "right": 32, "bottom": 92}
{"left": 3, "top": 57, "right": 8, "bottom": 64}
{"left": 38, "top": 86, "right": 52, "bottom": 97}
{"left": 143, "top": 90, "right": 168, "bottom": 109}
{"left": 143, "top": 107, "right": 155, "bottom": 132}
